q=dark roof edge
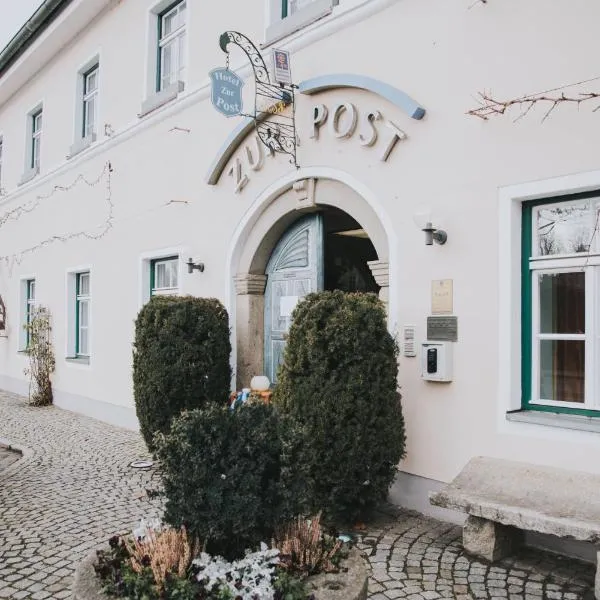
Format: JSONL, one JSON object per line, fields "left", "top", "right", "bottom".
{"left": 0, "top": 0, "right": 74, "bottom": 80}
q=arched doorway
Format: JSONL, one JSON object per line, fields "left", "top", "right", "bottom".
{"left": 229, "top": 172, "right": 393, "bottom": 389}
{"left": 263, "top": 208, "right": 379, "bottom": 383}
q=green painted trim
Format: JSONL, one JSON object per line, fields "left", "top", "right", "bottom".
{"left": 521, "top": 189, "right": 600, "bottom": 417}
{"left": 282, "top": 0, "right": 288, "bottom": 18}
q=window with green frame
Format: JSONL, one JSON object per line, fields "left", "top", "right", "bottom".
{"left": 522, "top": 191, "right": 600, "bottom": 417}
{"left": 76, "top": 272, "right": 90, "bottom": 357}
{"left": 157, "top": 1, "right": 186, "bottom": 92}
{"left": 150, "top": 256, "right": 178, "bottom": 296}
{"left": 25, "top": 279, "right": 35, "bottom": 347}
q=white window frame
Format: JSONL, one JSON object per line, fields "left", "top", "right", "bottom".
{"left": 139, "top": 247, "right": 186, "bottom": 306}
{"left": 499, "top": 169, "right": 600, "bottom": 429}
{"left": 141, "top": 0, "right": 188, "bottom": 117}
{"left": 158, "top": 1, "right": 187, "bottom": 92}
{"left": 69, "top": 55, "right": 100, "bottom": 158}
{"left": 65, "top": 266, "right": 92, "bottom": 364}
{"left": 82, "top": 66, "right": 99, "bottom": 139}
{"left": 20, "top": 103, "right": 43, "bottom": 185}
{"left": 76, "top": 272, "right": 91, "bottom": 357}
{"left": 31, "top": 111, "right": 42, "bottom": 170}
{"left": 529, "top": 265, "right": 595, "bottom": 411}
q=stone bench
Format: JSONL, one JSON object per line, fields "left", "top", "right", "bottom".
{"left": 429, "top": 456, "right": 600, "bottom": 599}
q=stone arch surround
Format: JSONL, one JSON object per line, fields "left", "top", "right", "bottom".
{"left": 227, "top": 166, "right": 396, "bottom": 388}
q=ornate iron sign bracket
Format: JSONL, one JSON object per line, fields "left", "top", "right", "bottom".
{"left": 218, "top": 31, "right": 299, "bottom": 167}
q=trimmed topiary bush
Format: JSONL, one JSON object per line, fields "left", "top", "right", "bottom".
{"left": 273, "top": 290, "right": 406, "bottom": 523}
{"left": 155, "top": 403, "right": 295, "bottom": 560}
{"left": 133, "top": 296, "right": 231, "bottom": 451}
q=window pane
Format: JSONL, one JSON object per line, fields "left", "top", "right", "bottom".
{"left": 33, "top": 112, "right": 42, "bottom": 132}
{"left": 287, "top": 0, "right": 317, "bottom": 14}
{"left": 167, "top": 260, "right": 178, "bottom": 288}
{"left": 29, "top": 281, "right": 35, "bottom": 300}
{"left": 161, "top": 41, "right": 175, "bottom": 88}
{"left": 78, "top": 273, "right": 90, "bottom": 296}
{"left": 84, "top": 98, "right": 96, "bottom": 137}
{"left": 85, "top": 70, "right": 98, "bottom": 94}
{"left": 539, "top": 339, "right": 585, "bottom": 403}
{"left": 155, "top": 262, "right": 167, "bottom": 288}
{"left": 535, "top": 200, "right": 598, "bottom": 256}
{"left": 539, "top": 272, "right": 585, "bottom": 334}
{"left": 79, "top": 300, "right": 89, "bottom": 327}
{"left": 178, "top": 31, "right": 186, "bottom": 74}
{"left": 79, "top": 328, "right": 88, "bottom": 355}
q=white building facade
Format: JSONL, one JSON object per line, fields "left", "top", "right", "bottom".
{"left": 1, "top": 0, "right": 600, "bottom": 520}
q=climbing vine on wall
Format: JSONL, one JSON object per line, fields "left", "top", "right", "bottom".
{"left": 23, "top": 306, "right": 56, "bottom": 407}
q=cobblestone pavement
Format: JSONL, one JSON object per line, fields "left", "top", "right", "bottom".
{"left": 358, "top": 507, "right": 595, "bottom": 600}
{"left": 0, "top": 445, "right": 21, "bottom": 471}
{"left": 0, "top": 391, "right": 162, "bottom": 600}
{"left": 0, "top": 390, "right": 596, "bottom": 600}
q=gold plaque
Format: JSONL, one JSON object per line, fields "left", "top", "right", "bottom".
{"left": 431, "top": 279, "right": 453, "bottom": 315}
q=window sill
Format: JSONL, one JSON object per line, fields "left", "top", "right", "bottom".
{"left": 66, "top": 356, "right": 90, "bottom": 365}
{"left": 68, "top": 133, "right": 97, "bottom": 159}
{"left": 18, "top": 166, "right": 39, "bottom": 186}
{"left": 264, "top": 0, "right": 338, "bottom": 47}
{"left": 506, "top": 410, "right": 600, "bottom": 434}
{"left": 139, "top": 81, "right": 185, "bottom": 118}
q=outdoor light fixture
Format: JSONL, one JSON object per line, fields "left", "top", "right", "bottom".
{"left": 186, "top": 258, "right": 205, "bottom": 273}
{"left": 413, "top": 209, "right": 448, "bottom": 246}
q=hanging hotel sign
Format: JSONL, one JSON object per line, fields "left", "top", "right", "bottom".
{"left": 210, "top": 31, "right": 299, "bottom": 167}
{"left": 210, "top": 68, "right": 244, "bottom": 117}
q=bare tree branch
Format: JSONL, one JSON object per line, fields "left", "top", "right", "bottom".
{"left": 467, "top": 76, "right": 600, "bottom": 121}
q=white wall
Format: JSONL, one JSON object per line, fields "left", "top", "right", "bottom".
{"left": 0, "top": 0, "right": 599, "bottom": 486}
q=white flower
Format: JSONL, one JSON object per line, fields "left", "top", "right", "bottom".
{"left": 193, "top": 546, "right": 280, "bottom": 599}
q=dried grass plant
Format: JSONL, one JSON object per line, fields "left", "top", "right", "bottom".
{"left": 125, "top": 526, "right": 200, "bottom": 590}
{"left": 273, "top": 513, "right": 342, "bottom": 575}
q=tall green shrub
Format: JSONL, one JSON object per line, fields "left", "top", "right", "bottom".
{"left": 133, "top": 296, "right": 231, "bottom": 451}
{"left": 274, "top": 290, "right": 406, "bottom": 523}
{"left": 156, "top": 404, "right": 292, "bottom": 560}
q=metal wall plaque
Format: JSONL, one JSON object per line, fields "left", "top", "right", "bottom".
{"left": 427, "top": 316, "right": 458, "bottom": 342}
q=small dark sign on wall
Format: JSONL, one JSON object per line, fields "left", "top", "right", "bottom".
{"left": 427, "top": 316, "right": 458, "bottom": 342}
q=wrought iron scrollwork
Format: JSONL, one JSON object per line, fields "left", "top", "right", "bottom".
{"left": 219, "top": 31, "right": 298, "bottom": 167}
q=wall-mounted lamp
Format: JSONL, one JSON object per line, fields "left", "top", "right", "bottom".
{"left": 413, "top": 209, "right": 448, "bottom": 246}
{"left": 186, "top": 258, "right": 205, "bottom": 273}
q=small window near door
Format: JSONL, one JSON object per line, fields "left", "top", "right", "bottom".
{"left": 150, "top": 256, "right": 179, "bottom": 296}
{"left": 76, "top": 272, "right": 91, "bottom": 357}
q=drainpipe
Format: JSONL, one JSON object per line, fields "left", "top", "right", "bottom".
{"left": 0, "top": 0, "right": 73, "bottom": 79}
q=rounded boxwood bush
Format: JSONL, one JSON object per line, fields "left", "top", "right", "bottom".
{"left": 273, "top": 290, "right": 406, "bottom": 523}
{"left": 133, "top": 296, "right": 231, "bottom": 451}
{"left": 156, "top": 403, "right": 293, "bottom": 560}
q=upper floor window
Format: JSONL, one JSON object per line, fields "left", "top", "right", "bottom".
{"left": 267, "top": 0, "right": 337, "bottom": 44}
{"left": 31, "top": 110, "right": 42, "bottom": 171}
{"left": 82, "top": 66, "right": 99, "bottom": 139}
{"left": 522, "top": 193, "right": 600, "bottom": 417}
{"left": 0, "top": 137, "right": 4, "bottom": 194}
{"left": 151, "top": 256, "right": 179, "bottom": 296}
{"left": 158, "top": 1, "right": 186, "bottom": 91}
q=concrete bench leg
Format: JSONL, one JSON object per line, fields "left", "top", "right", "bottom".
{"left": 463, "top": 516, "right": 523, "bottom": 562}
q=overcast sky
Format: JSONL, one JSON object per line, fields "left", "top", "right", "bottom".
{"left": 0, "top": 0, "right": 44, "bottom": 50}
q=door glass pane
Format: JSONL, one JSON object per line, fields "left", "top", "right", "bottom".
{"left": 539, "top": 272, "right": 585, "bottom": 334}
{"left": 539, "top": 339, "right": 585, "bottom": 403}
{"left": 535, "top": 199, "right": 597, "bottom": 256}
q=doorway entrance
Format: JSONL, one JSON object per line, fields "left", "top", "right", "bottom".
{"left": 264, "top": 207, "right": 379, "bottom": 382}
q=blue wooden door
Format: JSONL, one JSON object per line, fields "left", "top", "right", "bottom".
{"left": 264, "top": 214, "right": 324, "bottom": 383}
